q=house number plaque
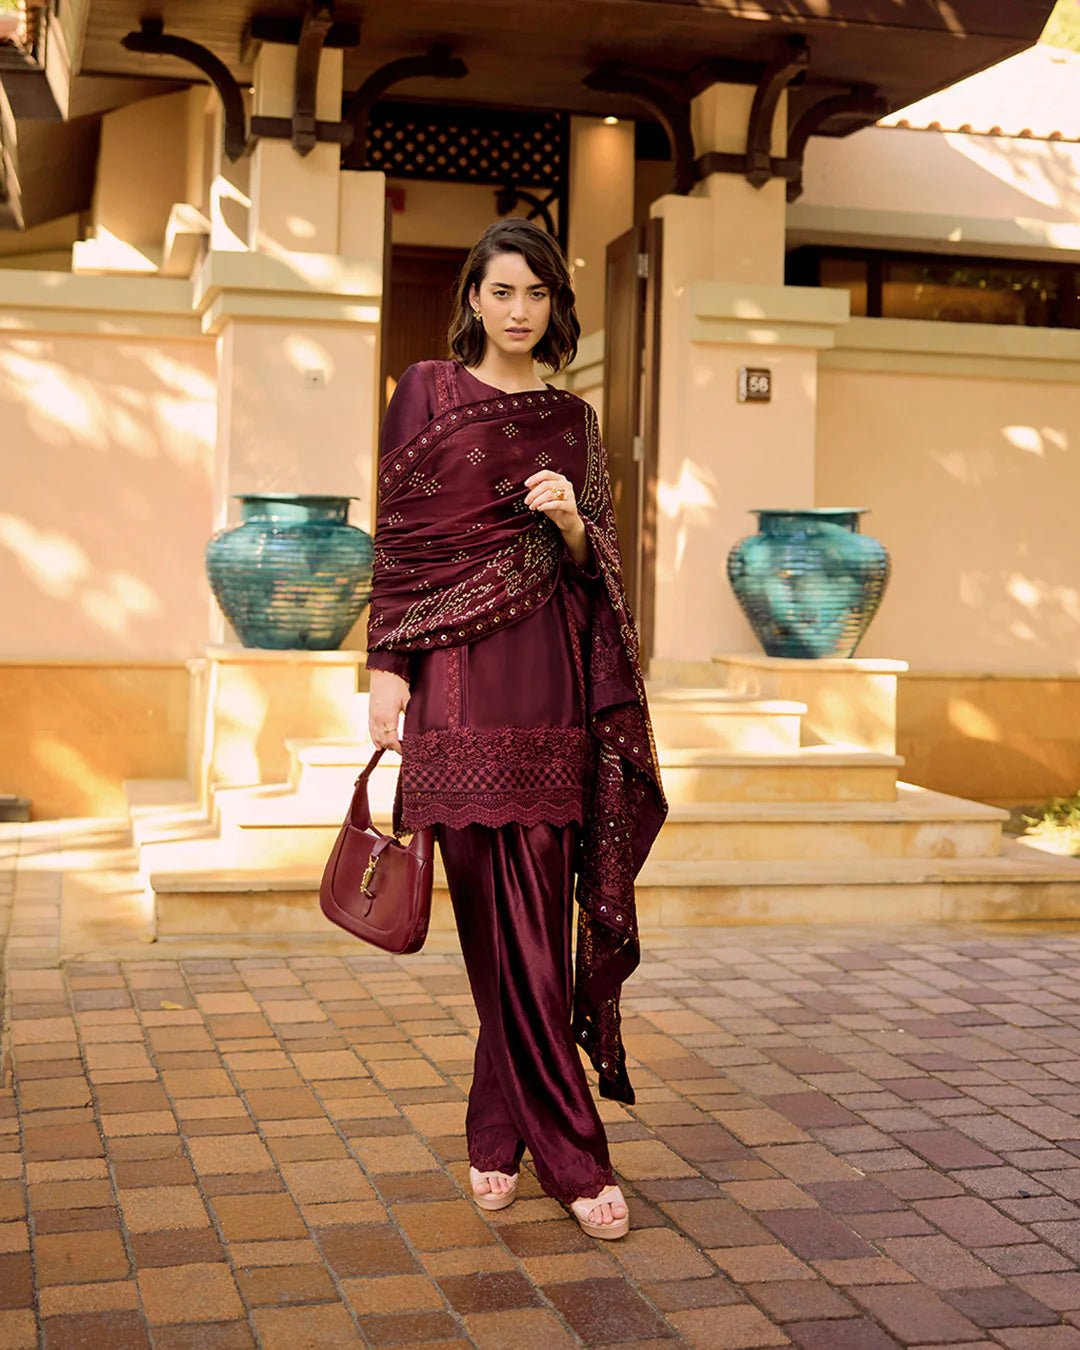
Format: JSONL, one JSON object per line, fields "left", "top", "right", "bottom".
{"left": 738, "top": 367, "right": 772, "bottom": 402}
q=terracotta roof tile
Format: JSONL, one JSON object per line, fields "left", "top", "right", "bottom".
{"left": 878, "top": 42, "right": 1080, "bottom": 143}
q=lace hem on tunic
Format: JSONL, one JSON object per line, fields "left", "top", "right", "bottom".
{"left": 399, "top": 725, "right": 591, "bottom": 831}
{"left": 406, "top": 794, "right": 585, "bottom": 831}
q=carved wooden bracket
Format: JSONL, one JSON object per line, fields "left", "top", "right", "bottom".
{"left": 689, "top": 41, "right": 882, "bottom": 198}
{"left": 246, "top": 0, "right": 360, "bottom": 156}
{"left": 122, "top": 3, "right": 362, "bottom": 161}
{"left": 785, "top": 86, "right": 887, "bottom": 200}
{"left": 692, "top": 38, "right": 809, "bottom": 190}
{"left": 583, "top": 46, "right": 813, "bottom": 197}
{"left": 121, "top": 19, "right": 248, "bottom": 161}
{"left": 745, "top": 37, "right": 809, "bottom": 187}
{"left": 583, "top": 64, "right": 696, "bottom": 195}
{"left": 342, "top": 45, "right": 469, "bottom": 171}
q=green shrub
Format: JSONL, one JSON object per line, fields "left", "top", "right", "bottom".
{"left": 1042, "top": 0, "right": 1080, "bottom": 51}
{"left": 1023, "top": 791, "right": 1080, "bottom": 836}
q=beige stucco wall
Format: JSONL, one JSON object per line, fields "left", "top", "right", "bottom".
{"left": 897, "top": 672, "right": 1080, "bottom": 807}
{"left": 213, "top": 319, "right": 379, "bottom": 529}
{"left": 92, "top": 89, "right": 196, "bottom": 256}
{"left": 794, "top": 126, "right": 1080, "bottom": 257}
{"left": 0, "top": 331, "right": 217, "bottom": 661}
{"left": 816, "top": 359, "right": 1080, "bottom": 675}
{"left": 567, "top": 118, "right": 635, "bottom": 335}
{"left": 0, "top": 661, "right": 189, "bottom": 818}
{"left": 388, "top": 180, "right": 515, "bottom": 250}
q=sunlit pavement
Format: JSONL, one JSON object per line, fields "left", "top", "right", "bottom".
{"left": 5, "top": 822, "right": 1080, "bottom": 1348}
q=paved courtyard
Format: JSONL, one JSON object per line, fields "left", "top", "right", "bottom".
{"left": 5, "top": 823, "right": 1080, "bottom": 1347}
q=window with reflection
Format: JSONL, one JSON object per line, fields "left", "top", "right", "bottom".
{"left": 819, "top": 257, "right": 868, "bottom": 317}
{"left": 883, "top": 260, "right": 1058, "bottom": 325}
{"left": 786, "top": 247, "right": 1077, "bottom": 329}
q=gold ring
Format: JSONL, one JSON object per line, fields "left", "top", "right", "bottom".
{"left": 554, "top": 487, "right": 566, "bottom": 500}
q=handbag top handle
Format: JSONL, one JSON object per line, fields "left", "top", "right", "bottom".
{"left": 348, "top": 745, "right": 430, "bottom": 857}
{"left": 357, "top": 747, "right": 385, "bottom": 785}
{"left": 354, "top": 745, "right": 406, "bottom": 832}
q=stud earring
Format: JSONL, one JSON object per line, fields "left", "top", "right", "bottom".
{"left": 473, "top": 310, "right": 482, "bottom": 320}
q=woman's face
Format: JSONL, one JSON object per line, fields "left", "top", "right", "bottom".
{"left": 468, "top": 251, "right": 552, "bottom": 360}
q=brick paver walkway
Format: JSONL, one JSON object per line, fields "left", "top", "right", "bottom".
{"left": 5, "top": 825, "right": 1080, "bottom": 1347}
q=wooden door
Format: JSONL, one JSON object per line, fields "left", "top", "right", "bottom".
{"left": 382, "top": 245, "right": 469, "bottom": 408}
{"left": 602, "top": 220, "right": 661, "bottom": 664}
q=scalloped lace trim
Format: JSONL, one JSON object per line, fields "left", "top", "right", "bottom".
{"left": 400, "top": 726, "right": 589, "bottom": 831}
{"left": 405, "top": 795, "right": 584, "bottom": 831}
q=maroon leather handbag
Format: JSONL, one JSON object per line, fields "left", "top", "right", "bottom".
{"left": 319, "top": 749, "right": 435, "bottom": 954}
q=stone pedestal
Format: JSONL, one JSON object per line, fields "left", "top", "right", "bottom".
{"left": 716, "top": 653, "right": 908, "bottom": 754}
{"left": 187, "top": 645, "right": 366, "bottom": 808}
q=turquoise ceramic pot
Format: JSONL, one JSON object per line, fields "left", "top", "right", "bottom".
{"left": 205, "top": 494, "right": 374, "bottom": 650}
{"left": 726, "top": 508, "right": 890, "bottom": 658}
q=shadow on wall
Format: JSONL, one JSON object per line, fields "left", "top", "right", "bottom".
{"left": 818, "top": 363, "right": 1080, "bottom": 677}
{"left": 0, "top": 337, "right": 216, "bottom": 659}
{"left": 0, "top": 663, "right": 192, "bottom": 819}
{"left": 815, "top": 361, "right": 1080, "bottom": 803}
{"left": 928, "top": 419, "right": 1079, "bottom": 671}
{"left": 942, "top": 133, "right": 1080, "bottom": 227}
{"left": 897, "top": 672, "right": 1080, "bottom": 807}
{"left": 656, "top": 457, "right": 720, "bottom": 575}
{"left": 801, "top": 130, "right": 1080, "bottom": 241}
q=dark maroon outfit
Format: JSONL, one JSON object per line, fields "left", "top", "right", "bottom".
{"left": 367, "top": 361, "right": 616, "bottom": 1202}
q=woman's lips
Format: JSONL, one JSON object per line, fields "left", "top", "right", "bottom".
{"left": 506, "top": 328, "right": 531, "bottom": 335}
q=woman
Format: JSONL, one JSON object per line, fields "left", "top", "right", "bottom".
{"left": 366, "top": 218, "right": 666, "bottom": 1239}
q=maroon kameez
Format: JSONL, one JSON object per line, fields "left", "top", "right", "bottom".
{"left": 367, "top": 361, "right": 617, "bottom": 1201}
{"left": 368, "top": 361, "right": 602, "bottom": 828}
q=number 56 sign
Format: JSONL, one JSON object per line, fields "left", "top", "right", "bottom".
{"left": 737, "top": 367, "right": 772, "bottom": 403}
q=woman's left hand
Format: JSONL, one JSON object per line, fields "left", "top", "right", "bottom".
{"left": 524, "top": 469, "right": 580, "bottom": 536}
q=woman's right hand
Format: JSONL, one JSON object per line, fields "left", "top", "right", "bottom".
{"left": 368, "top": 669, "right": 410, "bottom": 753}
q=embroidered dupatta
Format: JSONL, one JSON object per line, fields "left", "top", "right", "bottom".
{"left": 367, "top": 366, "right": 667, "bottom": 1103}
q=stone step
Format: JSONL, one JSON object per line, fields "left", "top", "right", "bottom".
{"left": 652, "top": 786, "right": 1004, "bottom": 861}
{"left": 202, "top": 782, "right": 1003, "bottom": 868}
{"left": 351, "top": 685, "right": 804, "bottom": 750}
{"left": 146, "top": 838, "right": 1080, "bottom": 937}
{"left": 645, "top": 688, "right": 806, "bottom": 750}
{"left": 285, "top": 739, "right": 902, "bottom": 805}
{"left": 125, "top": 779, "right": 218, "bottom": 848}
{"left": 657, "top": 747, "right": 901, "bottom": 804}
{"left": 150, "top": 863, "right": 459, "bottom": 938}
{"left": 348, "top": 686, "right": 806, "bottom": 753}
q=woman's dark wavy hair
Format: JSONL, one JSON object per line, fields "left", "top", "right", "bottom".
{"left": 447, "top": 218, "right": 580, "bottom": 374}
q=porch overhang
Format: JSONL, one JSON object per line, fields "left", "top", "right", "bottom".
{"left": 74, "top": 0, "right": 1055, "bottom": 125}
{"left": 0, "top": 0, "right": 1057, "bottom": 232}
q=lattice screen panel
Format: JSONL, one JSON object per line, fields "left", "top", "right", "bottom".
{"left": 362, "top": 101, "right": 566, "bottom": 190}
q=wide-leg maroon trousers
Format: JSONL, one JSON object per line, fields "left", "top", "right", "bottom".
{"left": 436, "top": 819, "right": 616, "bottom": 1205}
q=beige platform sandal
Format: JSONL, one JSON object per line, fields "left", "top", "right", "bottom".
{"left": 469, "top": 1165, "right": 518, "bottom": 1211}
{"left": 569, "top": 1184, "right": 630, "bottom": 1239}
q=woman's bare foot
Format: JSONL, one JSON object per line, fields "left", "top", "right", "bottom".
{"left": 582, "top": 1190, "right": 628, "bottom": 1225}
{"left": 570, "top": 1184, "right": 630, "bottom": 1238}
{"left": 469, "top": 1165, "right": 518, "bottom": 1210}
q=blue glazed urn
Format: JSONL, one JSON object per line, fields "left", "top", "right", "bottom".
{"left": 205, "top": 494, "right": 374, "bottom": 650}
{"left": 726, "top": 508, "right": 890, "bottom": 659}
